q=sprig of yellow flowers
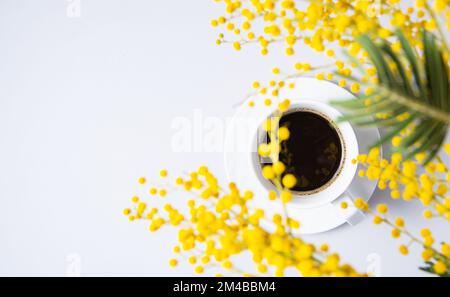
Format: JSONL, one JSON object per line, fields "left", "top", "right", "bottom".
{"left": 212, "top": 0, "right": 448, "bottom": 57}
{"left": 346, "top": 196, "right": 450, "bottom": 276}
{"left": 212, "top": 0, "right": 450, "bottom": 109}
{"left": 342, "top": 146, "right": 450, "bottom": 276}
{"left": 124, "top": 102, "right": 364, "bottom": 277}
{"left": 355, "top": 146, "right": 450, "bottom": 221}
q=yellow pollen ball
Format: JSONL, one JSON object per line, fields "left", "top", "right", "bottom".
{"left": 244, "top": 190, "right": 254, "bottom": 200}
{"left": 188, "top": 256, "right": 197, "bottom": 264}
{"left": 278, "top": 99, "right": 291, "bottom": 111}
{"left": 278, "top": 127, "right": 290, "bottom": 141}
{"left": 399, "top": 245, "right": 409, "bottom": 255}
{"left": 444, "top": 143, "right": 450, "bottom": 155}
{"left": 391, "top": 228, "right": 401, "bottom": 238}
{"left": 441, "top": 243, "right": 450, "bottom": 257}
{"left": 433, "top": 261, "right": 447, "bottom": 275}
{"left": 160, "top": 170, "right": 168, "bottom": 177}
{"left": 169, "top": 259, "right": 178, "bottom": 267}
{"left": 423, "top": 210, "right": 433, "bottom": 219}
{"left": 268, "top": 191, "right": 277, "bottom": 201}
{"left": 138, "top": 177, "right": 146, "bottom": 184}
{"left": 195, "top": 266, "right": 204, "bottom": 274}
{"left": 258, "top": 143, "right": 270, "bottom": 157}
{"left": 376, "top": 204, "right": 388, "bottom": 214}
{"left": 285, "top": 47, "right": 294, "bottom": 56}
{"left": 350, "top": 83, "right": 360, "bottom": 93}
{"left": 282, "top": 174, "right": 297, "bottom": 189}
{"left": 222, "top": 261, "right": 233, "bottom": 269}
{"left": 258, "top": 264, "right": 268, "bottom": 273}
{"left": 226, "top": 23, "right": 235, "bottom": 31}
{"left": 373, "top": 215, "right": 383, "bottom": 225}
{"left": 420, "top": 228, "right": 431, "bottom": 237}
{"left": 394, "top": 217, "right": 405, "bottom": 228}
{"left": 422, "top": 249, "right": 433, "bottom": 261}
{"left": 262, "top": 165, "right": 275, "bottom": 180}
{"left": 391, "top": 136, "right": 402, "bottom": 147}
{"left": 201, "top": 256, "right": 210, "bottom": 264}
{"left": 354, "top": 197, "right": 368, "bottom": 210}
{"left": 391, "top": 190, "right": 401, "bottom": 200}
{"left": 320, "top": 244, "right": 329, "bottom": 252}
{"left": 273, "top": 161, "right": 286, "bottom": 175}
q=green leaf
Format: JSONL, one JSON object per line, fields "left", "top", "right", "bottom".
{"left": 404, "top": 124, "right": 445, "bottom": 160}
{"left": 369, "top": 115, "right": 416, "bottom": 149}
{"left": 380, "top": 42, "right": 413, "bottom": 95}
{"left": 399, "top": 120, "right": 435, "bottom": 149}
{"left": 395, "top": 29, "right": 425, "bottom": 98}
{"left": 331, "top": 30, "right": 450, "bottom": 163}
{"left": 424, "top": 30, "right": 449, "bottom": 111}
{"left": 337, "top": 100, "right": 400, "bottom": 122}
{"left": 350, "top": 107, "right": 408, "bottom": 127}
{"left": 356, "top": 35, "right": 395, "bottom": 87}
{"left": 330, "top": 92, "right": 382, "bottom": 109}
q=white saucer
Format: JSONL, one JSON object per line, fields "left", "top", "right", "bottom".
{"left": 223, "top": 77, "right": 381, "bottom": 234}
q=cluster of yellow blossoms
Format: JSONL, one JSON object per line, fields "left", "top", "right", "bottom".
{"left": 356, "top": 146, "right": 450, "bottom": 221}
{"left": 348, "top": 197, "right": 450, "bottom": 275}
{"left": 124, "top": 167, "right": 363, "bottom": 276}
{"left": 212, "top": 0, "right": 450, "bottom": 108}
{"left": 212, "top": 0, "right": 449, "bottom": 56}
{"left": 346, "top": 146, "right": 450, "bottom": 276}
{"left": 124, "top": 102, "right": 364, "bottom": 276}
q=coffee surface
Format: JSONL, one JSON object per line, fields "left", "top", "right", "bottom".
{"left": 271, "top": 111, "right": 343, "bottom": 192}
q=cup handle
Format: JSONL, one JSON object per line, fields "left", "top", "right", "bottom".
{"left": 331, "top": 191, "right": 365, "bottom": 226}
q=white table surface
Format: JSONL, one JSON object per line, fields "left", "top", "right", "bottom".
{"left": 0, "top": 0, "right": 448, "bottom": 276}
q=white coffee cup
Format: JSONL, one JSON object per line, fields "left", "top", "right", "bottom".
{"left": 253, "top": 100, "right": 359, "bottom": 209}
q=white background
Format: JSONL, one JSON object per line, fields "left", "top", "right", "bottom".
{"left": 0, "top": 0, "right": 448, "bottom": 276}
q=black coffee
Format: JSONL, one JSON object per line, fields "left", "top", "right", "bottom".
{"left": 264, "top": 111, "right": 343, "bottom": 192}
